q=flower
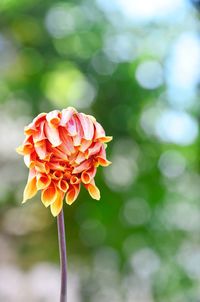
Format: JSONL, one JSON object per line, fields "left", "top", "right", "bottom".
{"left": 16, "top": 107, "right": 112, "bottom": 216}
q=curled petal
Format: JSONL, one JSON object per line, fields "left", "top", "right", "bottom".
{"left": 94, "top": 122, "right": 113, "bottom": 143}
{"left": 56, "top": 144, "right": 71, "bottom": 158}
{"left": 41, "top": 182, "right": 57, "bottom": 207}
{"left": 33, "top": 121, "right": 46, "bottom": 143}
{"left": 58, "top": 179, "right": 69, "bottom": 192}
{"left": 95, "top": 145, "right": 112, "bottom": 167}
{"left": 84, "top": 180, "right": 100, "bottom": 200}
{"left": 81, "top": 167, "right": 96, "bottom": 184}
{"left": 51, "top": 147, "right": 69, "bottom": 161}
{"left": 64, "top": 171, "right": 71, "bottom": 180}
{"left": 98, "top": 136, "right": 113, "bottom": 143}
{"left": 24, "top": 152, "right": 37, "bottom": 168}
{"left": 86, "top": 142, "right": 102, "bottom": 158}
{"left": 16, "top": 145, "right": 24, "bottom": 155}
{"left": 75, "top": 152, "right": 86, "bottom": 164}
{"left": 31, "top": 112, "right": 47, "bottom": 126}
{"left": 87, "top": 114, "right": 96, "bottom": 123}
{"left": 68, "top": 151, "right": 79, "bottom": 165}
{"left": 96, "top": 157, "right": 112, "bottom": 167}
{"left": 45, "top": 121, "right": 62, "bottom": 147}
{"left": 35, "top": 140, "right": 48, "bottom": 160}
{"left": 22, "top": 177, "right": 37, "bottom": 203}
{"left": 16, "top": 141, "right": 34, "bottom": 155}
{"left": 59, "top": 128, "right": 75, "bottom": 154}
{"left": 52, "top": 170, "right": 63, "bottom": 180}
{"left": 48, "top": 162, "right": 66, "bottom": 172}
{"left": 36, "top": 174, "right": 51, "bottom": 190}
{"left": 73, "top": 115, "right": 84, "bottom": 146}
{"left": 46, "top": 110, "right": 61, "bottom": 127}
{"left": 79, "top": 139, "right": 92, "bottom": 153}
{"left": 50, "top": 190, "right": 64, "bottom": 217}
{"left": 24, "top": 128, "right": 36, "bottom": 136}
{"left": 73, "top": 135, "right": 81, "bottom": 147}
{"left": 72, "top": 159, "right": 92, "bottom": 174}
{"left": 24, "top": 113, "right": 47, "bottom": 135}
{"left": 35, "top": 161, "right": 50, "bottom": 174}
{"left": 81, "top": 172, "right": 90, "bottom": 184}
{"left": 28, "top": 168, "right": 36, "bottom": 180}
{"left": 60, "top": 107, "right": 76, "bottom": 126}
{"left": 94, "top": 121, "right": 105, "bottom": 139}
{"left": 66, "top": 184, "right": 80, "bottom": 205}
{"left": 78, "top": 113, "right": 94, "bottom": 141}
{"left": 67, "top": 116, "right": 77, "bottom": 136}
{"left": 70, "top": 175, "right": 81, "bottom": 185}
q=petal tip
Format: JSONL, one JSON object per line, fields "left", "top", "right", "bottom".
{"left": 50, "top": 205, "right": 63, "bottom": 217}
{"left": 105, "top": 136, "right": 113, "bottom": 142}
{"left": 16, "top": 146, "right": 23, "bottom": 155}
{"left": 88, "top": 184, "right": 101, "bottom": 200}
{"left": 66, "top": 198, "right": 74, "bottom": 206}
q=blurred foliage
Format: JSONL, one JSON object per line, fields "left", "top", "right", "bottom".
{"left": 0, "top": 0, "right": 200, "bottom": 301}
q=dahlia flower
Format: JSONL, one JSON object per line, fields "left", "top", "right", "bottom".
{"left": 16, "top": 107, "right": 112, "bottom": 216}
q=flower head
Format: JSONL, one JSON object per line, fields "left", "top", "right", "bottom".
{"left": 16, "top": 107, "right": 112, "bottom": 216}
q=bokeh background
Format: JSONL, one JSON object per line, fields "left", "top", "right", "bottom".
{"left": 0, "top": 0, "right": 200, "bottom": 301}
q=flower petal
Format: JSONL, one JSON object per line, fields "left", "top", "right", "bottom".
{"left": 35, "top": 161, "right": 50, "bottom": 174}
{"left": 45, "top": 121, "right": 62, "bottom": 147}
{"left": 85, "top": 180, "right": 100, "bottom": 200}
{"left": 73, "top": 115, "right": 84, "bottom": 145}
{"left": 48, "top": 162, "right": 66, "bottom": 171}
{"left": 97, "top": 157, "right": 112, "bottom": 167}
{"left": 98, "top": 136, "right": 113, "bottom": 143}
{"left": 74, "top": 152, "right": 86, "bottom": 164}
{"left": 86, "top": 142, "right": 102, "bottom": 158}
{"left": 66, "top": 184, "right": 80, "bottom": 205}
{"left": 28, "top": 168, "right": 36, "bottom": 180}
{"left": 24, "top": 152, "right": 37, "bottom": 168}
{"left": 81, "top": 167, "right": 96, "bottom": 184}
{"left": 95, "top": 145, "right": 112, "bottom": 167}
{"left": 60, "top": 107, "right": 76, "bottom": 126}
{"left": 94, "top": 122, "right": 112, "bottom": 142}
{"left": 58, "top": 179, "right": 69, "bottom": 192}
{"left": 52, "top": 170, "right": 63, "bottom": 180}
{"left": 36, "top": 174, "right": 51, "bottom": 190}
{"left": 94, "top": 121, "right": 105, "bottom": 139}
{"left": 79, "top": 139, "right": 92, "bottom": 153}
{"left": 70, "top": 175, "right": 81, "bottom": 185}
{"left": 78, "top": 113, "right": 94, "bottom": 140}
{"left": 46, "top": 110, "right": 61, "bottom": 127}
{"left": 16, "top": 141, "right": 34, "bottom": 155}
{"left": 59, "top": 128, "right": 75, "bottom": 154}
{"left": 32, "top": 121, "right": 46, "bottom": 143}
{"left": 50, "top": 146, "right": 69, "bottom": 161}
{"left": 64, "top": 171, "right": 71, "bottom": 180}
{"left": 67, "top": 116, "right": 77, "bottom": 136}
{"left": 24, "top": 113, "right": 47, "bottom": 135}
{"left": 50, "top": 190, "right": 64, "bottom": 217}
{"left": 41, "top": 182, "right": 57, "bottom": 207}
{"left": 72, "top": 159, "right": 92, "bottom": 174}
{"left": 34, "top": 140, "right": 48, "bottom": 160}
{"left": 22, "top": 177, "right": 37, "bottom": 203}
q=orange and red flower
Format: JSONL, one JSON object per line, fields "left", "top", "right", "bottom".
{"left": 16, "top": 107, "right": 112, "bottom": 216}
